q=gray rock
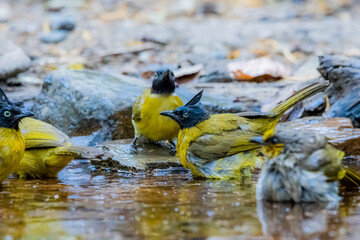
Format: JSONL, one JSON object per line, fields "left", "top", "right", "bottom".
{"left": 39, "top": 30, "right": 68, "bottom": 44}
{"left": 32, "top": 70, "right": 146, "bottom": 144}
{"left": 318, "top": 55, "right": 360, "bottom": 127}
{"left": 50, "top": 15, "right": 76, "bottom": 31}
{"left": 32, "top": 70, "right": 254, "bottom": 145}
{"left": 0, "top": 37, "right": 31, "bottom": 80}
{"left": 0, "top": 3, "right": 11, "bottom": 22}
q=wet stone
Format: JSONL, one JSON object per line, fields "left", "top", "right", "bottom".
{"left": 0, "top": 37, "right": 31, "bottom": 80}
{"left": 33, "top": 70, "right": 254, "bottom": 144}
{"left": 279, "top": 117, "right": 360, "bottom": 156}
{"left": 32, "top": 70, "right": 147, "bottom": 143}
{"left": 92, "top": 139, "right": 183, "bottom": 172}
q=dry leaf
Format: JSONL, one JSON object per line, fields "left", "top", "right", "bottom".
{"left": 142, "top": 70, "right": 154, "bottom": 79}
{"left": 173, "top": 64, "right": 202, "bottom": 83}
{"left": 228, "top": 58, "right": 290, "bottom": 82}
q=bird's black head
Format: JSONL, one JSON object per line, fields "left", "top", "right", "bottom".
{"left": 151, "top": 69, "right": 176, "bottom": 94}
{"left": 160, "top": 90, "right": 210, "bottom": 129}
{"left": 0, "top": 89, "right": 34, "bottom": 130}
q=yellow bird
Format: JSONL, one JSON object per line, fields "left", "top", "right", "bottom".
{"left": 252, "top": 128, "right": 360, "bottom": 202}
{"left": 17, "top": 117, "right": 98, "bottom": 179}
{"left": 0, "top": 89, "right": 33, "bottom": 183}
{"left": 131, "top": 69, "right": 183, "bottom": 150}
{"left": 160, "top": 81, "right": 330, "bottom": 179}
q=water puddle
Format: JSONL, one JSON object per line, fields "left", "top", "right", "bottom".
{"left": 0, "top": 159, "right": 360, "bottom": 239}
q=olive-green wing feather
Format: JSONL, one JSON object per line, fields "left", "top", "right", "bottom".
{"left": 189, "top": 130, "right": 262, "bottom": 161}
{"left": 132, "top": 89, "right": 151, "bottom": 122}
{"left": 236, "top": 112, "right": 279, "bottom": 133}
{"left": 341, "top": 167, "right": 360, "bottom": 187}
{"left": 19, "top": 117, "right": 71, "bottom": 149}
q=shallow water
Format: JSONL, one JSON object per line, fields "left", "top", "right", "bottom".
{"left": 1, "top": 160, "right": 360, "bottom": 240}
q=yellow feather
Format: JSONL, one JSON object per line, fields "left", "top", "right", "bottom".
{"left": 17, "top": 118, "right": 93, "bottom": 179}
{"left": 19, "top": 117, "right": 70, "bottom": 148}
{"left": 132, "top": 89, "right": 183, "bottom": 142}
{"left": 177, "top": 114, "right": 262, "bottom": 179}
{"left": 0, "top": 128, "right": 25, "bottom": 182}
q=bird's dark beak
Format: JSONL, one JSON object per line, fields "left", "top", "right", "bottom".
{"left": 164, "top": 69, "right": 171, "bottom": 77}
{"left": 15, "top": 111, "right": 34, "bottom": 120}
{"left": 160, "top": 110, "right": 178, "bottom": 121}
{"left": 250, "top": 136, "right": 265, "bottom": 145}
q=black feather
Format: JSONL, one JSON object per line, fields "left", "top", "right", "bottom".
{"left": 185, "top": 90, "right": 203, "bottom": 106}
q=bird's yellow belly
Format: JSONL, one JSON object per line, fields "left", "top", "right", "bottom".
{"left": 16, "top": 147, "right": 75, "bottom": 179}
{"left": 133, "top": 94, "right": 182, "bottom": 142}
{"left": 0, "top": 129, "right": 25, "bottom": 182}
{"left": 133, "top": 117, "right": 180, "bottom": 142}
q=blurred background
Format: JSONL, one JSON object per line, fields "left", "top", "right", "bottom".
{"left": 1, "top": 0, "right": 360, "bottom": 102}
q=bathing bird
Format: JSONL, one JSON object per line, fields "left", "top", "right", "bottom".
{"left": 160, "top": 81, "right": 330, "bottom": 179}
{"left": 0, "top": 89, "right": 33, "bottom": 182}
{"left": 17, "top": 117, "right": 100, "bottom": 179}
{"left": 252, "top": 128, "right": 360, "bottom": 202}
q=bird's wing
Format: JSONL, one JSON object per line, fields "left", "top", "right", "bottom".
{"left": 236, "top": 112, "right": 278, "bottom": 118}
{"left": 19, "top": 117, "right": 71, "bottom": 149}
{"left": 132, "top": 89, "right": 151, "bottom": 122}
{"left": 304, "top": 144, "right": 344, "bottom": 182}
{"left": 236, "top": 112, "right": 279, "bottom": 133}
{"left": 188, "top": 129, "right": 261, "bottom": 161}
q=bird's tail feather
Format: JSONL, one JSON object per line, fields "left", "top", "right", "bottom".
{"left": 342, "top": 167, "right": 360, "bottom": 188}
{"left": 270, "top": 81, "right": 330, "bottom": 116}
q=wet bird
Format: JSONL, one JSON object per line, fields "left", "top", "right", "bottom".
{"left": 0, "top": 89, "right": 33, "bottom": 183}
{"left": 0, "top": 92, "right": 100, "bottom": 179}
{"left": 131, "top": 69, "right": 183, "bottom": 150}
{"left": 17, "top": 117, "right": 99, "bottom": 179}
{"left": 253, "top": 128, "right": 360, "bottom": 202}
{"left": 160, "top": 81, "right": 330, "bottom": 179}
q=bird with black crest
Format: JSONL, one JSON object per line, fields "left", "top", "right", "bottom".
{"left": 0, "top": 90, "right": 101, "bottom": 179}
{"left": 131, "top": 69, "right": 183, "bottom": 152}
{"left": 161, "top": 81, "right": 330, "bottom": 179}
{"left": 0, "top": 89, "right": 33, "bottom": 183}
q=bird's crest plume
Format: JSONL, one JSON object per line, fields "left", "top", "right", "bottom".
{"left": 0, "top": 88, "right": 10, "bottom": 104}
{"left": 185, "top": 90, "right": 203, "bottom": 106}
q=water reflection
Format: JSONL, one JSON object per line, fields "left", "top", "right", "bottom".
{"left": 0, "top": 160, "right": 359, "bottom": 239}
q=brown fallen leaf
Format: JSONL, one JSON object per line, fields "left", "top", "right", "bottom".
{"left": 142, "top": 70, "right": 155, "bottom": 80}
{"left": 173, "top": 64, "right": 202, "bottom": 83}
{"left": 227, "top": 58, "right": 290, "bottom": 82}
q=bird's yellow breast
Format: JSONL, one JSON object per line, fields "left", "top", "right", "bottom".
{"left": 132, "top": 89, "right": 183, "bottom": 142}
{"left": 0, "top": 128, "right": 25, "bottom": 182}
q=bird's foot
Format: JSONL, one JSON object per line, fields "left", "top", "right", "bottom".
{"left": 129, "top": 144, "right": 137, "bottom": 154}
{"left": 129, "top": 137, "right": 139, "bottom": 154}
{"left": 157, "top": 141, "right": 177, "bottom": 156}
